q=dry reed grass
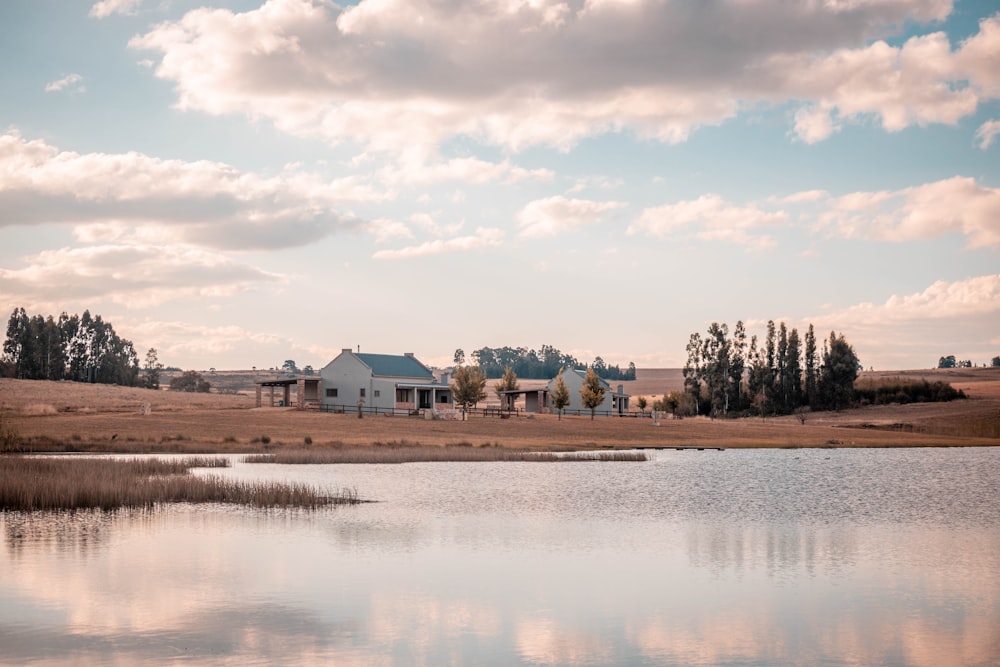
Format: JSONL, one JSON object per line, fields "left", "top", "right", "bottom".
{"left": 243, "top": 444, "right": 647, "bottom": 464}
{"left": 0, "top": 456, "right": 359, "bottom": 511}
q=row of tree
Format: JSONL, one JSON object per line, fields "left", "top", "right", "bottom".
{"left": 2, "top": 308, "right": 141, "bottom": 386}
{"left": 449, "top": 364, "right": 608, "bottom": 419}
{"left": 457, "top": 345, "right": 636, "bottom": 381}
{"left": 682, "top": 321, "right": 861, "bottom": 417}
{"left": 938, "top": 355, "right": 1000, "bottom": 368}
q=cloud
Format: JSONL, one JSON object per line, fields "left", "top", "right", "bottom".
{"left": 628, "top": 195, "right": 787, "bottom": 249}
{"left": 89, "top": 0, "right": 141, "bottom": 19}
{"left": 802, "top": 274, "right": 1000, "bottom": 368}
{"left": 122, "top": 319, "right": 303, "bottom": 362}
{"left": 819, "top": 176, "right": 1000, "bottom": 248}
{"left": 379, "top": 156, "right": 553, "bottom": 187}
{"left": 44, "top": 74, "right": 85, "bottom": 94}
{"left": 975, "top": 119, "right": 1000, "bottom": 149}
{"left": 372, "top": 227, "right": 503, "bottom": 259}
{"left": 0, "top": 130, "right": 372, "bottom": 250}
{"left": 517, "top": 196, "right": 625, "bottom": 239}
{"left": 0, "top": 244, "right": 288, "bottom": 310}
{"left": 129, "top": 0, "right": 995, "bottom": 153}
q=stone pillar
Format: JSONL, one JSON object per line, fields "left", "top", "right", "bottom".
{"left": 256, "top": 384, "right": 262, "bottom": 408}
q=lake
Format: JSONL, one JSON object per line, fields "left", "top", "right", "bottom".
{"left": 1, "top": 447, "right": 998, "bottom": 666}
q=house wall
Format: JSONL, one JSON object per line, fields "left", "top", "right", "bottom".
{"left": 319, "top": 351, "right": 391, "bottom": 410}
{"left": 548, "top": 369, "right": 617, "bottom": 414}
{"left": 319, "top": 350, "right": 448, "bottom": 411}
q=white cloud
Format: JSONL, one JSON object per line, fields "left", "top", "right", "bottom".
{"left": 372, "top": 227, "right": 503, "bottom": 259}
{"left": 89, "top": 0, "right": 141, "bottom": 19}
{"left": 44, "top": 74, "right": 85, "bottom": 94}
{"left": 129, "top": 0, "right": 993, "bottom": 153}
{"left": 380, "top": 156, "right": 553, "bottom": 187}
{"left": 0, "top": 130, "right": 374, "bottom": 250}
{"left": 802, "top": 274, "right": 1000, "bottom": 368}
{"left": 819, "top": 176, "right": 1000, "bottom": 248}
{"left": 122, "top": 319, "right": 331, "bottom": 368}
{"left": 517, "top": 196, "right": 625, "bottom": 239}
{"left": 974, "top": 119, "right": 1000, "bottom": 149}
{"left": 0, "top": 244, "right": 287, "bottom": 310}
{"left": 628, "top": 195, "right": 787, "bottom": 250}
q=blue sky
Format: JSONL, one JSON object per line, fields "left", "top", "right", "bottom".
{"left": 0, "top": 0, "right": 997, "bottom": 372}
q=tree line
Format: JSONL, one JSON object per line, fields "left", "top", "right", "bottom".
{"left": 459, "top": 345, "right": 636, "bottom": 381}
{"left": 3, "top": 308, "right": 140, "bottom": 386}
{"left": 682, "top": 321, "right": 861, "bottom": 417}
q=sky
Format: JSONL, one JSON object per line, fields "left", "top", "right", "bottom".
{"left": 0, "top": 0, "right": 998, "bottom": 373}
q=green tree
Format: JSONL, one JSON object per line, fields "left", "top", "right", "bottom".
{"left": 730, "top": 320, "right": 747, "bottom": 412}
{"left": 282, "top": 359, "right": 298, "bottom": 373}
{"left": 804, "top": 324, "right": 818, "bottom": 407}
{"left": 636, "top": 396, "right": 648, "bottom": 415}
{"left": 682, "top": 332, "right": 703, "bottom": 414}
{"left": 143, "top": 348, "right": 163, "bottom": 389}
{"left": 551, "top": 369, "right": 570, "bottom": 420}
{"left": 169, "top": 370, "right": 211, "bottom": 393}
{"left": 938, "top": 355, "right": 957, "bottom": 368}
{"left": 991, "top": 356, "right": 1000, "bottom": 367}
{"left": 494, "top": 366, "right": 519, "bottom": 409}
{"left": 450, "top": 364, "right": 487, "bottom": 419}
{"left": 453, "top": 348, "right": 465, "bottom": 366}
{"left": 579, "top": 367, "right": 606, "bottom": 420}
{"left": 785, "top": 327, "right": 802, "bottom": 411}
{"left": 821, "top": 332, "right": 859, "bottom": 411}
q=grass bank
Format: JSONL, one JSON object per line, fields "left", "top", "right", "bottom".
{"left": 243, "top": 443, "right": 648, "bottom": 464}
{"left": 0, "top": 456, "right": 360, "bottom": 511}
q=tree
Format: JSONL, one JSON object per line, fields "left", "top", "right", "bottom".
{"left": 551, "top": 370, "right": 570, "bottom": 420}
{"left": 169, "top": 370, "right": 211, "bottom": 393}
{"left": 992, "top": 356, "right": 1000, "bottom": 367}
{"left": 453, "top": 348, "right": 465, "bottom": 366}
{"left": 682, "top": 332, "right": 703, "bottom": 414}
{"left": 450, "top": 364, "right": 487, "bottom": 419}
{"left": 804, "top": 324, "right": 818, "bottom": 407}
{"left": 302, "top": 365, "right": 315, "bottom": 375}
{"left": 494, "top": 366, "right": 519, "bottom": 409}
{"left": 785, "top": 327, "right": 802, "bottom": 411}
{"left": 143, "top": 348, "right": 163, "bottom": 390}
{"left": 938, "top": 355, "right": 957, "bottom": 369}
{"left": 636, "top": 396, "right": 648, "bottom": 415}
{"left": 821, "top": 332, "right": 859, "bottom": 411}
{"left": 282, "top": 359, "right": 298, "bottom": 374}
{"left": 579, "top": 367, "right": 606, "bottom": 420}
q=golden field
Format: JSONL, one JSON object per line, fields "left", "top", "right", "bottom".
{"left": 2, "top": 367, "right": 999, "bottom": 452}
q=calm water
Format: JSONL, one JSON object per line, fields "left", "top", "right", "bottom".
{"left": 2, "top": 448, "right": 998, "bottom": 666}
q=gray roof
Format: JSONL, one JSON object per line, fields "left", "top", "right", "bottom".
{"left": 356, "top": 353, "right": 432, "bottom": 379}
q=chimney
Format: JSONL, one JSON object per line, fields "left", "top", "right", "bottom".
{"left": 342, "top": 348, "right": 352, "bottom": 354}
{"left": 404, "top": 352, "right": 414, "bottom": 357}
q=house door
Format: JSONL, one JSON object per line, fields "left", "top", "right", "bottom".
{"left": 418, "top": 389, "right": 431, "bottom": 409}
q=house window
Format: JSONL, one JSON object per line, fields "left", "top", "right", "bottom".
{"left": 326, "top": 388, "right": 338, "bottom": 398}
{"left": 396, "top": 389, "right": 409, "bottom": 402}
{"left": 360, "top": 388, "right": 366, "bottom": 398}
{"left": 438, "top": 394, "right": 449, "bottom": 403}
{"left": 374, "top": 390, "right": 380, "bottom": 398}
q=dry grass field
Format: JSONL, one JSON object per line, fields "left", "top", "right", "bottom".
{"left": 2, "top": 368, "right": 998, "bottom": 452}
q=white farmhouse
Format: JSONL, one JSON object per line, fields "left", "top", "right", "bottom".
{"left": 548, "top": 367, "right": 630, "bottom": 416}
{"left": 319, "top": 349, "right": 452, "bottom": 414}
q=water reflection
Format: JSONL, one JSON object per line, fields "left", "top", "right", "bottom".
{"left": 1, "top": 448, "right": 998, "bottom": 666}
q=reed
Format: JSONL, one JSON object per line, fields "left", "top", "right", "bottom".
{"left": 0, "top": 456, "right": 359, "bottom": 511}
{"left": 243, "top": 444, "right": 647, "bottom": 464}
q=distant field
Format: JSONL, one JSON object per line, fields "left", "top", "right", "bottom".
{"left": 2, "top": 367, "right": 998, "bottom": 450}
